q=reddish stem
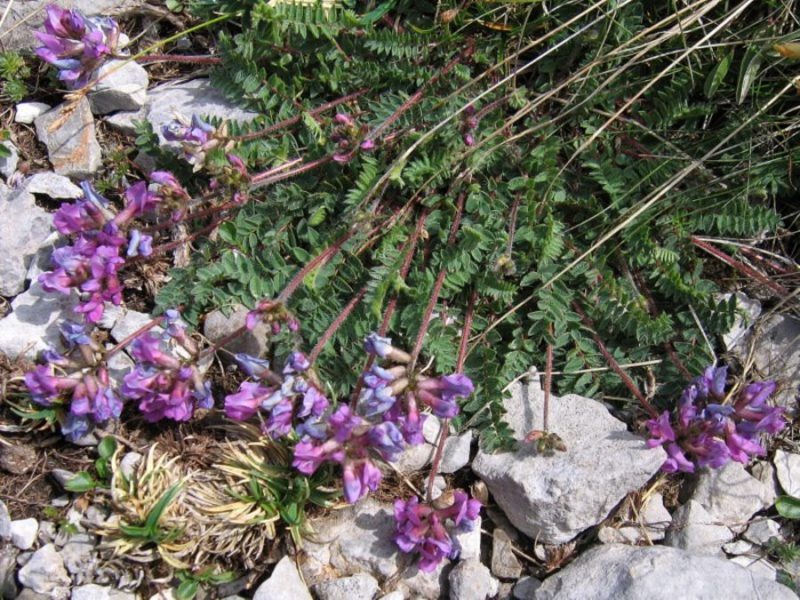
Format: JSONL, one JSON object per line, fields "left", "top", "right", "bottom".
{"left": 231, "top": 89, "right": 369, "bottom": 142}
{"left": 544, "top": 323, "right": 553, "bottom": 433}
{"left": 105, "top": 316, "right": 165, "bottom": 359}
{"left": 572, "top": 301, "right": 658, "bottom": 419}
{"left": 136, "top": 54, "right": 223, "bottom": 64}
{"left": 309, "top": 287, "right": 367, "bottom": 363}
{"left": 250, "top": 155, "right": 334, "bottom": 189}
{"left": 691, "top": 236, "right": 789, "bottom": 297}
{"left": 277, "top": 230, "right": 355, "bottom": 304}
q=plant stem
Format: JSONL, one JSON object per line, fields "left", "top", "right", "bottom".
{"left": 425, "top": 289, "right": 476, "bottom": 503}
{"left": 277, "top": 230, "right": 355, "bottom": 304}
{"left": 544, "top": 323, "right": 553, "bottom": 432}
{"left": 572, "top": 301, "right": 658, "bottom": 419}
{"left": 231, "top": 89, "right": 368, "bottom": 142}
{"left": 136, "top": 54, "right": 223, "bottom": 64}
{"left": 250, "top": 155, "right": 334, "bottom": 190}
{"left": 309, "top": 287, "right": 367, "bottom": 363}
{"left": 105, "top": 316, "right": 165, "bottom": 360}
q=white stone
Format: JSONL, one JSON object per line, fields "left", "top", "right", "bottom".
{"left": 491, "top": 527, "right": 522, "bottom": 579}
{"left": 22, "top": 172, "right": 82, "bottom": 198}
{"left": 18, "top": 543, "right": 70, "bottom": 599}
{"left": 774, "top": 449, "right": 800, "bottom": 497}
{"left": 203, "top": 304, "right": 269, "bottom": 362}
{"left": 690, "top": 462, "right": 773, "bottom": 532}
{"left": 104, "top": 108, "right": 147, "bottom": 135}
{"left": 71, "top": 584, "right": 137, "bottom": 600}
{"left": 313, "top": 573, "right": 379, "bottom": 600}
{"left": 729, "top": 555, "right": 778, "bottom": 581}
{"left": 377, "top": 593, "right": 404, "bottom": 600}
{"left": 513, "top": 577, "right": 541, "bottom": 599}
{"left": 448, "top": 559, "right": 499, "bottom": 600}
{"left": 752, "top": 460, "right": 780, "bottom": 507}
{"left": 0, "top": 281, "right": 78, "bottom": 360}
{"left": 723, "top": 539, "right": 756, "bottom": 555}
{"left": 452, "top": 516, "right": 481, "bottom": 561}
{"left": 743, "top": 519, "right": 783, "bottom": 546}
{"left": 253, "top": 556, "right": 312, "bottom": 600}
{"left": 721, "top": 292, "right": 762, "bottom": 351}
{"left": 16, "top": 102, "right": 52, "bottom": 124}
{"left": 89, "top": 60, "right": 149, "bottom": 115}
{"left": 35, "top": 97, "right": 102, "bottom": 178}
{"left": 0, "top": 141, "right": 19, "bottom": 179}
{"left": 664, "top": 500, "right": 733, "bottom": 556}
{"left": 472, "top": 382, "right": 665, "bottom": 544}
{"left": 10, "top": 518, "right": 38, "bottom": 550}
{"left": 0, "top": 501, "right": 11, "bottom": 540}
{"left": 110, "top": 308, "right": 159, "bottom": 343}
{"left": 119, "top": 452, "right": 143, "bottom": 481}
{"left": 535, "top": 544, "right": 795, "bottom": 599}
{"left": 439, "top": 429, "right": 472, "bottom": 473}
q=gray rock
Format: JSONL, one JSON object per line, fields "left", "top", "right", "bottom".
{"left": 15, "top": 103, "right": 52, "bottom": 124}
{"left": 472, "top": 382, "right": 665, "bottom": 544}
{"left": 492, "top": 528, "right": 522, "bottom": 579}
{"left": 22, "top": 172, "right": 82, "bottom": 199}
{"left": 690, "top": 462, "right": 773, "bottom": 532}
{"left": 253, "top": 556, "right": 312, "bottom": 600}
{"left": 88, "top": 60, "right": 149, "bottom": 115}
{"left": 723, "top": 539, "right": 756, "bottom": 555}
{"left": 665, "top": 500, "right": 733, "bottom": 555}
{"left": 119, "top": 452, "right": 142, "bottom": 480}
{"left": 60, "top": 533, "right": 98, "bottom": 575}
{"left": 0, "top": 501, "right": 10, "bottom": 540}
{"left": 71, "top": 585, "right": 138, "bottom": 600}
{"left": 110, "top": 308, "right": 159, "bottom": 343}
{"left": 301, "top": 498, "right": 401, "bottom": 584}
{"left": 721, "top": 292, "right": 762, "bottom": 351}
{"left": 448, "top": 559, "right": 499, "bottom": 600}
{"left": 146, "top": 79, "right": 258, "bottom": 145}
{"left": 377, "top": 593, "right": 404, "bottom": 600}
{"left": 104, "top": 108, "right": 146, "bottom": 135}
{"left": 0, "top": 546, "right": 18, "bottom": 600}
{"left": 597, "top": 492, "right": 672, "bottom": 545}
{"left": 513, "top": 577, "right": 541, "bottom": 599}
{"left": 752, "top": 461, "right": 780, "bottom": 507}
{"left": 37, "top": 521, "right": 56, "bottom": 545}
{"left": 0, "top": 142, "right": 18, "bottom": 179}
{"left": 313, "top": 573, "right": 380, "bottom": 600}
{"left": 439, "top": 430, "right": 472, "bottom": 474}
{"left": 743, "top": 519, "right": 783, "bottom": 546}
{"left": 0, "top": 185, "right": 54, "bottom": 296}
{"left": 400, "top": 562, "right": 449, "bottom": 599}
{"left": 452, "top": 516, "right": 481, "bottom": 561}
{"left": 535, "top": 544, "right": 795, "bottom": 599}
{"left": 15, "top": 590, "right": 50, "bottom": 600}
{"left": 0, "top": 281, "right": 77, "bottom": 360}
{"left": 17, "top": 544, "right": 70, "bottom": 600}
{"left": 203, "top": 304, "right": 270, "bottom": 363}
{"left": 729, "top": 555, "right": 778, "bottom": 581}
{"left": 0, "top": 0, "right": 139, "bottom": 52}
{"left": 10, "top": 519, "right": 39, "bottom": 550}
{"left": 26, "top": 232, "right": 62, "bottom": 287}
{"left": 394, "top": 441, "right": 435, "bottom": 474}
{"left": 51, "top": 469, "right": 77, "bottom": 490}
{"left": 774, "top": 449, "right": 800, "bottom": 497}
{"left": 35, "top": 97, "right": 102, "bottom": 178}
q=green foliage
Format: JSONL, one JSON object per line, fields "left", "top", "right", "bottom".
{"left": 175, "top": 567, "right": 235, "bottom": 600}
{"left": 65, "top": 437, "right": 119, "bottom": 492}
{"left": 0, "top": 51, "right": 31, "bottom": 102}
{"left": 151, "top": 1, "right": 793, "bottom": 450}
{"left": 118, "top": 483, "right": 184, "bottom": 544}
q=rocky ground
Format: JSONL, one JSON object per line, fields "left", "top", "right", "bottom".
{"left": 1, "top": 1, "right": 800, "bottom": 599}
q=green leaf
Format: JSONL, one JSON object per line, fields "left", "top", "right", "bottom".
{"left": 64, "top": 471, "right": 98, "bottom": 493}
{"left": 176, "top": 580, "right": 199, "bottom": 600}
{"left": 736, "top": 46, "right": 762, "bottom": 104}
{"left": 143, "top": 483, "right": 183, "bottom": 535}
{"left": 776, "top": 495, "right": 800, "bottom": 520}
{"left": 0, "top": 144, "right": 10, "bottom": 159}
{"left": 704, "top": 50, "right": 732, "bottom": 99}
{"left": 97, "top": 436, "right": 118, "bottom": 460}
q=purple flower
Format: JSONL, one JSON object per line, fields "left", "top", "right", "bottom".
{"left": 61, "top": 413, "right": 92, "bottom": 442}
{"left": 264, "top": 398, "right": 295, "bottom": 438}
{"left": 364, "top": 332, "right": 393, "bottom": 358}
{"left": 24, "top": 364, "right": 77, "bottom": 405}
{"left": 234, "top": 353, "right": 271, "bottom": 378}
{"left": 661, "top": 442, "right": 695, "bottom": 473}
{"left": 645, "top": 411, "right": 675, "bottom": 448}
{"left": 60, "top": 321, "right": 92, "bottom": 348}
{"left": 329, "top": 405, "right": 362, "bottom": 443}
{"left": 415, "top": 373, "right": 473, "bottom": 418}
{"left": 367, "top": 421, "right": 405, "bottom": 462}
{"left": 225, "top": 381, "right": 271, "bottom": 421}
{"left": 283, "top": 351, "right": 310, "bottom": 374}
{"left": 342, "top": 460, "right": 382, "bottom": 503}
{"left": 162, "top": 115, "right": 217, "bottom": 165}
{"left": 126, "top": 229, "right": 153, "bottom": 257}
{"left": 293, "top": 438, "right": 344, "bottom": 474}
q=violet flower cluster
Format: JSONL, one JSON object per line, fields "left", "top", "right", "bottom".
{"left": 35, "top": 5, "right": 121, "bottom": 88}
{"left": 162, "top": 114, "right": 220, "bottom": 168}
{"left": 40, "top": 176, "right": 185, "bottom": 323}
{"left": 122, "top": 311, "right": 213, "bottom": 422}
{"left": 394, "top": 491, "right": 481, "bottom": 572}
{"left": 646, "top": 365, "right": 786, "bottom": 473}
{"left": 24, "top": 321, "right": 122, "bottom": 441}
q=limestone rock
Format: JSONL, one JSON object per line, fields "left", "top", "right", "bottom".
{"left": 71, "top": 584, "right": 138, "bottom": 600}
{"left": 110, "top": 308, "right": 159, "bottom": 343}
{"left": 252, "top": 556, "right": 312, "bottom": 600}
{"left": 313, "top": 573, "right": 379, "bottom": 600}
{"left": 15, "top": 102, "right": 51, "bottom": 124}
{"left": 0, "top": 502, "right": 10, "bottom": 540}
{"left": 472, "top": 381, "right": 665, "bottom": 544}
{"left": 0, "top": 142, "right": 18, "bottom": 179}
{"left": 729, "top": 555, "right": 778, "bottom": 581}
{"left": 17, "top": 544, "right": 70, "bottom": 600}
{"left": 491, "top": 528, "right": 522, "bottom": 579}
{"left": 597, "top": 492, "right": 672, "bottom": 545}
{"left": 512, "top": 577, "right": 541, "bottom": 599}
{"left": 774, "top": 449, "right": 800, "bottom": 497}
{"left": 743, "top": 519, "right": 783, "bottom": 546}
{"left": 0, "top": 185, "right": 54, "bottom": 296}
{"left": 439, "top": 430, "right": 472, "bottom": 473}
{"left": 10, "top": 519, "right": 39, "bottom": 550}
{"left": 534, "top": 544, "right": 795, "bottom": 600}
{"left": 0, "top": 281, "right": 78, "bottom": 360}
{"left": 203, "top": 304, "right": 269, "bottom": 363}
{"left": 104, "top": 108, "right": 146, "bottom": 135}
{"left": 448, "top": 559, "right": 499, "bottom": 600}
{"left": 690, "top": 462, "right": 773, "bottom": 532}
{"left": 721, "top": 292, "right": 762, "bottom": 351}
{"left": 723, "top": 539, "right": 756, "bottom": 555}
{"left": 22, "top": 172, "right": 82, "bottom": 199}
{"left": 88, "top": 60, "right": 149, "bottom": 115}
{"left": 452, "top": 516, "right": 481, "bottom": 561}
{"left": 664, "top": 500, "right": 733, "bottom": 555}
{"left": 0, "top": 546, "right": 18, "bottom": 599}
{"left": 35, "top": 98, "right": 102, "bottom": 178}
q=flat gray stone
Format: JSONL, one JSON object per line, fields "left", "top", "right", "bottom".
{"left": 492, "top": 528, "right": 522, "bottom": 579}
{"left": 0, "top": 281, "right": 77, "bottom": 360}
{"left": 774, "top": 449, "right": 800, "bottom": 497}
{"left": 104, "top": 108, "right": 146, "bottom": 135}
{"left": 729, "top": 555, "right": 778, "bottom": 581}
{"left": 0, "top": 142, "right": 18, "bottom": 179}
{"left": 71, "top": 584, "right": 137, "bottom": 600}
{"left": 252, "top": 556, "right": 312, "bottom": 600}
{"left": 61, "top": 532, "right": 97, "bottom": 576}
{"left": 0, "top": 501, "right": 10, "bottom": 540}
{"left": 534, "top": 544, "right": 796, "bottom": 600}
{"left": 721, "top": 292, "right": 762, "bottom": 351}
{"left": 146, "top": 78, "right": 258, "bottom": 145}
{"left": 17, "top": 544, "right": 70, "bottom": 600}
{"left": 472, "top": 381, "right": 665, "bottom": 544}
{"left": 743, "top": 519, "right": 783, "bottom": 546}
{"left": 0, "top": 185, "right": 53, "bottom": 296}
{"left": 690, "top": 462, "right": 773, "bottom": 532}
{"left": 35, "top": 97, "right": 102, "bottom": 178}
{"left": 439, "top": 429, "right": 472, "bottom": 473}
{"left": 452, "top": 516, "right": 481, "bottom": 561}
{"left": 10, "top": 519, "right": 38, "bottom": 550}
{"left": 598, "top": 492, "right": 671, "bottom": 545}
{"left": 203, "top": 304, "right": 269, "bottom": 363}
{"left": 15, "top": 103, "right": 51, "bottom": 124}
{"left": 110, "top": 308, "right": 159, "bottom": 343}
{"left": 313, "top": 573, "right": 379, "bottom": 600}
{"left": 664, "top": 500, "right": 733, "bottom": 556}
{"left": 448, "top": 559, "right": 499, "bottom": 600}
{"left": 0, "top": 546, "right": 18, "bottom": 599}
{"left": 89, "top": 60, "right": 148, "bottom": 115}
{"left": 21, "top": 172, "right": 82, "bottom": 199}
{"left": 513, "top": 577, "right": 541, "bottom": 599}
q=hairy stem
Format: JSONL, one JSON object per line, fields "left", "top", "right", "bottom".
{"left": 277, "top": 230, "right": 355, "bottom": 304}
{"left": 136, "top": 54, "right": 223, "bottom": 64}
{"left": 309, "top": 287, "right": 367, "bottom": 363}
